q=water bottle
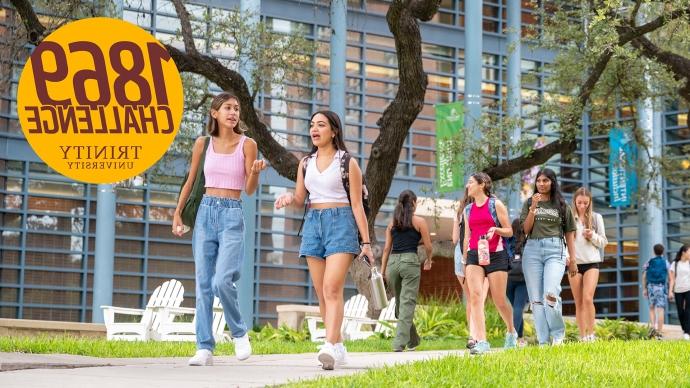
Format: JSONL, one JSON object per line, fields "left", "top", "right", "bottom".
{"left": 478, "top": 234, "right": 490, "bottom": 266}
{"left": 366, "top": 258, "right": 389, "bottom": 309}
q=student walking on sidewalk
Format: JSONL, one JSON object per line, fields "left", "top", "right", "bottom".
{"left": 274, "top": 110, "right": 372, "bottom": 370}
{"left": 462, "top": 172, "right": 516, "bottom": 354}
{"left": 643, "top": 244, "right": 672, "bottom": 339}
{"left": 452, "top": 189, "right": 489, "bottom": 349}
{"left": 173, "top": 92, "right": 266, "bottom": 366}
{"left": 520, "top": 168, "right": 577, "bottom": 346}
{"left": 380, "top": 190, "right": 433, "bottom": 352}
{"left": 506, "top": 218, "right": 528, "bottom": 347}
{"left": 669, "top": 244, "right": 690, "bottom": 340}
{"left": 568, "top": 187, "right": 607, "bottom": 341}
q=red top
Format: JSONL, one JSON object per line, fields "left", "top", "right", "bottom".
{"left": 468, "top": 200, "right": 502, "bottom": 252}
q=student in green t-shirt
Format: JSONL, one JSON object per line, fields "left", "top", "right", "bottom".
{"left": 519, "top": 168, "right": 577, "bottom": 345}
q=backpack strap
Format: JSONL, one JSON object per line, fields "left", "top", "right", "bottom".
{"left": 297, "top": 154, "right": 314, "bottom": 236}
{"left": 339, "top": 151, "right": 352, "bottom": 204}
{"left": 488, "top": 197, "right": 499, "bottom": 227}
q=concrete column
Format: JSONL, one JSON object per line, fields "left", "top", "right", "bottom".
{"left": 506, "top": 0, "right": 522, "bottom": 218}
{"left": 636, "top": 8, "right": 664, "bottom": 324}
{"left": 238, "top": 0, "right": 262, "bottom": 326}
{"left": 92, "top": 184, "right": 116, "bottom": 323}
{"left": 637, "top": 95, "right": 664, "bottom": 324}
{"left": 329, "top": 0, "right": 347, "bottom": 120}
{"left": 240, "top": 0, "right": 261, "bottom": 94}
{"left": 91, "top": 0, "right": 122, "bottom": 324}
{"left": 464, "top": 0, "right": 482, "bottom": 176}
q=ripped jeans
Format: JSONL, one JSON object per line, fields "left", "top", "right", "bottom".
{"left": 522, "top": 237, "right": 566, "bottom": 344}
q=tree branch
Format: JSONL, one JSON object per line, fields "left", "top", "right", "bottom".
{"left": 631, "top": 35, "right": 690, "bottom": 102}
{"left": 165, "top": 45, "right": 299, "bottom": 180}
{"left": 365, "top": 0, "right": 441, "bottom": 230}
{"left": 171, "top": 0, "right": 199, "bottom": 56}
{"left": 483, "top": 4, "right": 690, "bottom": 181}
{"left": 9, "top": 0, "right": 45, "bottom": 44}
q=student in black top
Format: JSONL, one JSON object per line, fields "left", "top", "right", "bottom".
{"left": 381, "top": 190, "right": 433, "bottom": 351}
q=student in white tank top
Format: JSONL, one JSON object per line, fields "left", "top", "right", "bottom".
{"left": 274, "top": 110, "right": 372, "bottom": 370}
{"left": 669, "top": 244, "right": 690, "bottom": 339}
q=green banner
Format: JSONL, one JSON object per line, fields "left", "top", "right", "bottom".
{"left": 435, "top": 102, "right": 464, "bottom": 193}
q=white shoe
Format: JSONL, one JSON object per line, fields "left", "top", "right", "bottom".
{"left": 233, "top": 334, "right": 252, "bottom": 361}
{"left": 552, "top": 337, "right": 564, "bottom": 346}
{"left": 188, "top": 349, "right": 213, "bottom": 366}
{"left": 334, "top": 343, "right": 349, "bottom": 366}
{"left": 683, "top": 333, "right": 690, "bottom": 341}
{"left": 318, "top": 342, "right": 336, "bottom": 370}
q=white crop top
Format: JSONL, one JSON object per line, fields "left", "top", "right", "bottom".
{"left": 303, "top": 150, "right": 349, "bottom": 204}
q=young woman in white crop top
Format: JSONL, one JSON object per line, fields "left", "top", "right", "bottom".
{"left": 172, "top": 92, "right": 266, "bottom": 366}
{"left": 568, "top": 187, "right": 607, "bottom": 342}
{"left": 274, "top": 110, "right": 372, "bottom": 370}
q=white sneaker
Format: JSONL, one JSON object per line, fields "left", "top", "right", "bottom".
{"left": 188, "top": 349, "right": 213, "bottom": 366}
{"left": 233, "top": 333, "right": 252, "bottom": 361}
{"left": 683, "top": 333, "right": 690, "bottom": 341}
{"left": 551, "top": 337, "right": 564, "bottom": 346}
{"left": 317, "top": 342, "right": 336, "bottom": 370}
{"left": 334, "top": 343, "right": 349, "bottom": 366}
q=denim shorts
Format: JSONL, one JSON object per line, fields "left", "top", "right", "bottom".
{"left": 299, "top": 207, "right": 360, "bottom": 259}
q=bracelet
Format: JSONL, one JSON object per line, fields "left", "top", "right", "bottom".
{"left": 361, "top": 242, "right": 370, "bottom": 245}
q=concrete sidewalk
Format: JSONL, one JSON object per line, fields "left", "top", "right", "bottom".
{"left": 0, "top": 350, "right": 465, "bottom": 387}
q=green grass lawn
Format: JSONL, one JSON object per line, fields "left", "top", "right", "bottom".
{"left": 0, "top": 336, "right": 476, "bottom": 358}
{"left": 287, "top": 340, "right": 690, "bottom": 387}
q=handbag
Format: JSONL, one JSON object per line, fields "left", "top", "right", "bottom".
{"left": 178, "top": 136, "right": 210, "bottom": 227}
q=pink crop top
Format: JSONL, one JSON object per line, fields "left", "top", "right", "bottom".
{"left": 204, "top": 135, "right": 246, "bottom": 190}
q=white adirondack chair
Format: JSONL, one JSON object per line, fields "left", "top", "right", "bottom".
{"left": 158, "top": 297, "right": 229, "bottom": 343}
{"left": 101, "top": 279, "right": 184, "bottom": 341}
{"left": 344, "top": 297, "right": 398, "bottom": 340}
{"left": 306, "top": 294, "right": 369, "bottom": 342}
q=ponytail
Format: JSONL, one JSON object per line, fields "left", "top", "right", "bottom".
{"left": 393, "top": 190, "right": 417, "bottom": 229}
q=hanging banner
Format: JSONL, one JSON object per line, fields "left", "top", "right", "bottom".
{"left": 609, "top": 127, "right": 638, "bottom": 207}
{"left": 435, "top": 102, "right": 464, "bottom": 193}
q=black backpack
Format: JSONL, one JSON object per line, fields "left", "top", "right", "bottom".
{"left": 298, "top": 151, "right": 370, "bottom": 239}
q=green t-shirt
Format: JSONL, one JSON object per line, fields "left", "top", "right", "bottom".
{"left": 520, "top": 199, "right": 576, "bottom": 238}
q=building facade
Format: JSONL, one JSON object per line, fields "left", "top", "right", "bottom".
{"left": 1, "top": 0, "right": 688, "bottom": 325}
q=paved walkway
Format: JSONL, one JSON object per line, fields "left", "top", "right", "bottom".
{"left": 0, "top": 350, "right": 466, "bottom": 387}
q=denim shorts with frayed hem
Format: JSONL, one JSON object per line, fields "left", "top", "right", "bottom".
{"left": 299, "top": 207, "right": 360, "bottom": 259}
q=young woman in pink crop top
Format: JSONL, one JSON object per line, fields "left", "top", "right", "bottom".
{"left": 172, "top": 92, "right": 266, "bottom": 366}
{"left": 274, "top": 110, "right": 372, "bottom": 370}
{"left": 462, "top": 172, "right": 516, "bottom": 354}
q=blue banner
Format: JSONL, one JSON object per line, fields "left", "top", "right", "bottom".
{"left": 609, "top": 127, "right": 638, "bottom": 207}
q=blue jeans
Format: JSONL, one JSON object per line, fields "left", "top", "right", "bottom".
{"left": 522, "top": 237, "right": 566, "bottom": 344}
{"left": 506, "top": 280, "right": 528, "bottom": 337}
{"left": 193, "top": 195, "right": 247, "bottom": 350}
{"left": 299, "top": 207, "right": 360, "bottom": 259}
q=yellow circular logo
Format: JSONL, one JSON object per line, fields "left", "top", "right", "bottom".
{"left": 17, "top": 17, "right": 183, "bottom": 184}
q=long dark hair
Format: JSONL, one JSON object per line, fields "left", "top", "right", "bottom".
{"left": 511, "top": 218, "right": 526, "bottom": 256}
{"left": 206, "top": 92, "right": 244, "bottom": 136}
{"left": 534, "top": 168, "right": 568, "bottom": 225}
{"left": 456, "top": 187, "right": 473, "bottom": 221}
{"left": 393, "top": 190, "right": 417, "bottom": 229}
{"left": 674, "top": 244, "right": 690, "bottom": 263}
{"left": 470, "top": 172, "right": 493, "bottom": 198}
{"left": 308, "top": 110, "right": 349, "bottom": 155}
